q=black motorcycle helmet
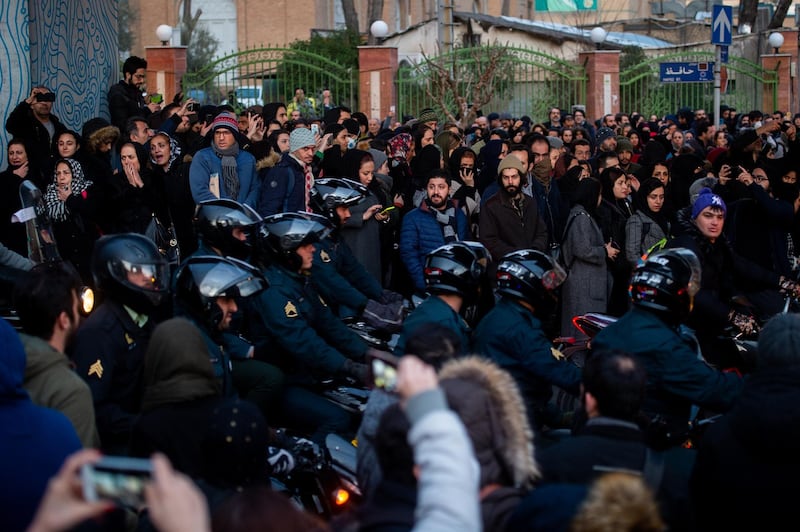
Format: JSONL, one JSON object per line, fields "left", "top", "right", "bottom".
{"left": 310, "top": 177, "right": 366, "bottom": 227}
{"left": 194, "top": 199, "right": 263, "bottom": 260}
{"left": 495, "top": 249, "right": 566, "bottom": 316}
{"left": 629, "top": 247, "right": 701, "bottom": 325}
{"left": 91, "top": 233, "right": 170, "bottom": 314}
{"left": 174, "top": 255, "right": 268, "bottom": 333}
{"left": 424, "top": 241, "right": 490, "bottom": 300}
{"left": 261, "top": 212, "right": 331, "bottom": 271}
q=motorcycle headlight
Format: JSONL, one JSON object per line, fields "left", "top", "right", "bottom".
{"left": 79, "top": 286, "right": 94, "bottom": 315}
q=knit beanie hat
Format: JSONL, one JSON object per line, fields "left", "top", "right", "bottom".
{"left": 418, "top": 108, "right": 438, "bottom": 124}
{"left": 497, "top": 154, "right": 525, "bottom": 176}
{"left": 289, "top": 127, "right": 316, "bottom": 153}
{"left": 691, "top": 187, "right": 726, "bottom": 219}
{"left": 616, "top": 137, "right": 633, "bottom": 153}
{"left": 596, "top": 127, "right": 616, "bottom": 145}
{"left": 369, "top": 148, "right": 388, "bottom": 172}
{"left": 211, "top": 112, "right": 239, "bottom": 134}
{"left": 759, "top": 313, "right": 800, "bottom": 368}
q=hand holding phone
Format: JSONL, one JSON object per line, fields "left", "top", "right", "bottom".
{"left": 150, "top": 93, "right": 164, "bottom": 105}
{"left": 81, "top": 456, "right": 153, "bottom": 509}
{"left": 368, "top": 350, "right": 399, "bottom": 391}
{"left": 379, "top": 205, "right": 396, "bottom": 216}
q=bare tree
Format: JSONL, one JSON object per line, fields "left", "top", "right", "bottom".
{"left": 367, "top": 0, "right": 385, "bottom": 45}
{"left": 341, "top": 0, "right": 360, "bottom": 35}
{"left": 768, "top": 0, "right": 792, "bottom": 29}
{"left": 739, "top": 0, "right": 759, "bottom": 32}
{"left": 417, "top": 45, "right": 511, "bottom": 128}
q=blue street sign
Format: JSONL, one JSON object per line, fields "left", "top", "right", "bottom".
{"left": 712, "top": 5, "right": 733, "bottom": 45}
{"left": 720, "top": 45, "right": 729, "bottom": 64}
{"left": 660, "top": 62, "right": 715, "bottom": 83}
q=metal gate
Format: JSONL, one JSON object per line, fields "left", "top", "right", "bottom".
{"left": 181, "top": 46, "right": 358, "bottom": 115}
{"left": 396, "top": 45, "right": 587, "bottom": 124}
{"left": 620, "top": 51, "right": 778, "bottom": 117}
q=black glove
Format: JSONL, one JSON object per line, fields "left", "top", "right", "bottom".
{"left": 266, "top": 446, "right": 296, "bottom": 476}
{"left": 363, "top": 299, "right": 403, "bottom": 333}
{"left": 379, "top": 289, "right": 404, "bottom": 305}
{"left": 342, "top": 358, "right": 369, "bottom": 385}
{"left": 728, "top": 310, "right": 760, "bottom": 336}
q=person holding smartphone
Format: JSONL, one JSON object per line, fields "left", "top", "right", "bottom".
{"left": 6, "top": 85, "right": 67, "bottom": 168}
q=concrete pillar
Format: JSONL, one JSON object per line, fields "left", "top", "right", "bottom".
{"left": 145, "top": 46, "right": 188, "bottom": 105}
{"left": 578, "top": 50, "right": 620, "bottom": 123}
{"left": 357, "top": 46, "right": 398, "bottom": 120}
{"left": 761, "top": 54, "right": 791, "bottom": 114}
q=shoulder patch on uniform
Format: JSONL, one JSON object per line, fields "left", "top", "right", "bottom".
{"left": 320, "top": 250, "right": 331, "bottom": 263}
{"left": 284, "top": 301, "right": 298, "bottom": 318}
{"left": 124, "top": 332, "right": 134, "bottom": 345}
{"left": 551, "top": 347, "right": 565, "bottom": 361}
{"left": 318, "top": 295, "right": 328, "bottom": 307}
{"left": 88, "top": 359, "right": 104, "bottom": 378}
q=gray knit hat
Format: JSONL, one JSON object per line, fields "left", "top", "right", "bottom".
{"left": 289, "top": 127, "right": 316, "bottom": 153}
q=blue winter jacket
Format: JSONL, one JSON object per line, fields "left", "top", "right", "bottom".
{"left": 399, "top": 200, "right": 469, "bottom": 292}
{"left": 189, "top": 146, "right": 259, "bottom": 207}
{"left": 257, "top": 152, "right": 307, "bottom": 216}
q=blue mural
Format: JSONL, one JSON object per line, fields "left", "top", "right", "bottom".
{"left": 0, "top": 0, "right": 31, "bottom": 170}
{"left": 0, "top": 0, "right": 118, "bottom": 170}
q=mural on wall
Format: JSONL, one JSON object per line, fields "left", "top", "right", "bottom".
{"left": 28, "top": 0, "right": 118, "bottom": 131}
{"left": 0, "top": 0, "right": 31, "bottom": 170}
{"left": 1, "top": 0, "right": 118, "bottom": 170}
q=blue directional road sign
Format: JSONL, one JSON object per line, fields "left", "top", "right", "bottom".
{"left": 720, "top": 45, "right": 729, "bottom": 64}
{"left": 712, "top": 5, "right": 733, "bottom": 45}
{"left": 660, "top": 62, "right": 715, "bottom": 83}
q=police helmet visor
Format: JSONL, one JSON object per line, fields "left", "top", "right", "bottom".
{"left": 116, "top": 260, "right": 170, "bottom": 292}
{"left": 186, "top": 259, "right": 267, "bottom": 299}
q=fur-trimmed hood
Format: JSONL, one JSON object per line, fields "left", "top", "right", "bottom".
{"left": 439, "top": 356, "right": 540, "bottom": 489}
{"left": 81, "top": 117, "right": 120, "bottom": 155}
{"left": 256, "top": 150, "right": 281, "bottom": 171}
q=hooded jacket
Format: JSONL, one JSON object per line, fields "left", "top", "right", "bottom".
{"left": 439, "top": 356, "right": 540, "bottom": 531}
{"left": 21, "top": 333, "right": 100, "bottom": 448}
{"left": 0, "top": 320, "right": 81, "bottom": 532}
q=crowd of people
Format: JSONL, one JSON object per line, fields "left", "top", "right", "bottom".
{"left": 3, "top": 53, "right": 800, "bottom": 530}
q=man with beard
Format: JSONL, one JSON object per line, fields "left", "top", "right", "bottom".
{"left": 479, "top": 153, "right": 548, "bottom": 262}
{"left": 400, "top": 170, "right": 469, "bottom": 293}
{"left": 107, "top": 56, "right": 161, "bottom": 131}
{"left": 527, "top": 136, "right": 568, "bottom": 252}
{"left": 14, "top": 263, "right": 99, "bottom": 448}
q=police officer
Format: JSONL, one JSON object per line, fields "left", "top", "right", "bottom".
{"left": 247, "top": 212, "right": 369, "bottom": 441}
{"left": 473, "top": 249, "right": 581, "bottom": 430}
{"left": 70, "top": 233, "right": 170, "bottom": 451}
{"left": 309, "top": 177, "right": 403, "bottom": 331}
{"left": 174, "top": 255, "right": 270, "bottom": 402}
{"left": 394, "top": 241, "right": 489, "bottom": 355}
{"left": 191, "top": 199, "right": 285, "bottom": 414}
{"left": 592, "top": 248, "right": 744, "bottom": 447}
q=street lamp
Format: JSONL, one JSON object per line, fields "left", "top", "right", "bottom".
{"left": 156, "top": 24, "right": 173, "bottom": 46}
{"left": 370, "top": 20, "right": 389, "bottom": 40}
{"left": 768, "top": 31, "right": 784, "bottom": 54}
{"left": 590, "top": 27, "right": 607, "bottom": 50}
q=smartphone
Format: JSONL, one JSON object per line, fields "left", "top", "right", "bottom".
{"left": 368, "top": 350, "right": 399, "bottom": 391}
{"left": 311, "top": 123, "right": 320, "bottom": 136}
{"left": 150, "top": 93, "right": 163, "bottom": 104}
{"left": 81, "top": 456, "right": 152, "bottom": 508}
{"left": 389, "top": 105, "right": 396, "bottom": 114}
{"left": 379, "top": 205, "right": 396, "bottom": 216}
{"left": 35, "top": 92, "right": 56, "bottom": 102}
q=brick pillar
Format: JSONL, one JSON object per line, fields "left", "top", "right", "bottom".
{"left": 578, "top": 50, "right": 620, "bottom": 123}
{"left": 144, "top": 46, "right": 188, "bottom": 105}
{"left": 761, "top": 54, "right": 791, "bottom": 114}
{"left": 358, "top": 46, "right": 398, "bottom": 120}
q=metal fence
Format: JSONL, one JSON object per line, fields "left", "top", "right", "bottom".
{"left": 181, "top": 46, "right": 358, "bottom": 115}
{"left": 620, "top": 51, "right": 777, "bottom": 118}
{"left": 396, "top": 45, "right": 587, "bottom": 124}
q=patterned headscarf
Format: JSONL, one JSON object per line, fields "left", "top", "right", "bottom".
{"left": 45, "top": 158, "right": 93, "bottom": 222}
{"left": 149, "top": 132, "right": 182, "bottom": 172}
{"left": 388, "top": 133, "right": 413, "bottom": 167}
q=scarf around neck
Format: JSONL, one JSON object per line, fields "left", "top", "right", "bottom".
{"left": 426, "top": 198, "right": 458, "bottom": 242}
{"left": 45, "top": 158, "right": 93, "bottom": 222}
{"left": 213, "top": 139, "right": 240, "bottom": 199}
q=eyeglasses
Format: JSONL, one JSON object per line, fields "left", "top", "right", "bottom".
{"left": 753, "top": 174, "right": 768, "bottom": 182}
{"left": 459, "top": 166, "right": 474, "bottom": 172}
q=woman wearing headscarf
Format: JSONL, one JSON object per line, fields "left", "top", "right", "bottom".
{"left": 625, "top": 177, "right": 670, "bottom": 266}
{"left": 44, "top": 158, "right": 98, "bottom": 283}
{"left": 388, "top": 132, "right": 415, "bottom": 212}
{"left": 561, "top": 178, "right": 618, "bottom": 339}
{"left": 597, "top": 166, "right": 634, "bottom": 315}
{"left": 111, "top": 140, "right": 166, "bottom": 234}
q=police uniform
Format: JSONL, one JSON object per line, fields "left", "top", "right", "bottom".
{"left": 474, "top": 298, "right": 581, "bottom": 428}
{"left": 312, "top": 235, "right": 383, "bottom": 318}
{"left": 394, "top": 296, "right": 471, "bottom": 355}
{"left": 70, "top": 301, "right": 156, "bottom": 450}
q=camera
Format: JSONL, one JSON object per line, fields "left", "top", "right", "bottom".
{"left": 35, "top": 92, "right": 55, "bottom": 103}
{"left": 186, "top": 102, "right": 198, "bottom": 112}
{"left": 81, "top": 456, "right": 153, "bottom": 508}
{"left": 729, "top": 165, "right": 743, "bottom": 179}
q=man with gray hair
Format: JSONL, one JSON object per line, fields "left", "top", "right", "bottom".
{"left": 691, "top": 312, "right": 800, "bottom": 531}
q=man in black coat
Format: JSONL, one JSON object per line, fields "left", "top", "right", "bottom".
{"left": 691, "top": 313, "right": 800, "bottom": 531}
{"left": 5, "top": 86, "right": 67, "bottom": 168}
{"left": 107, "top": 56, "right": 161, "bottom": 131}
